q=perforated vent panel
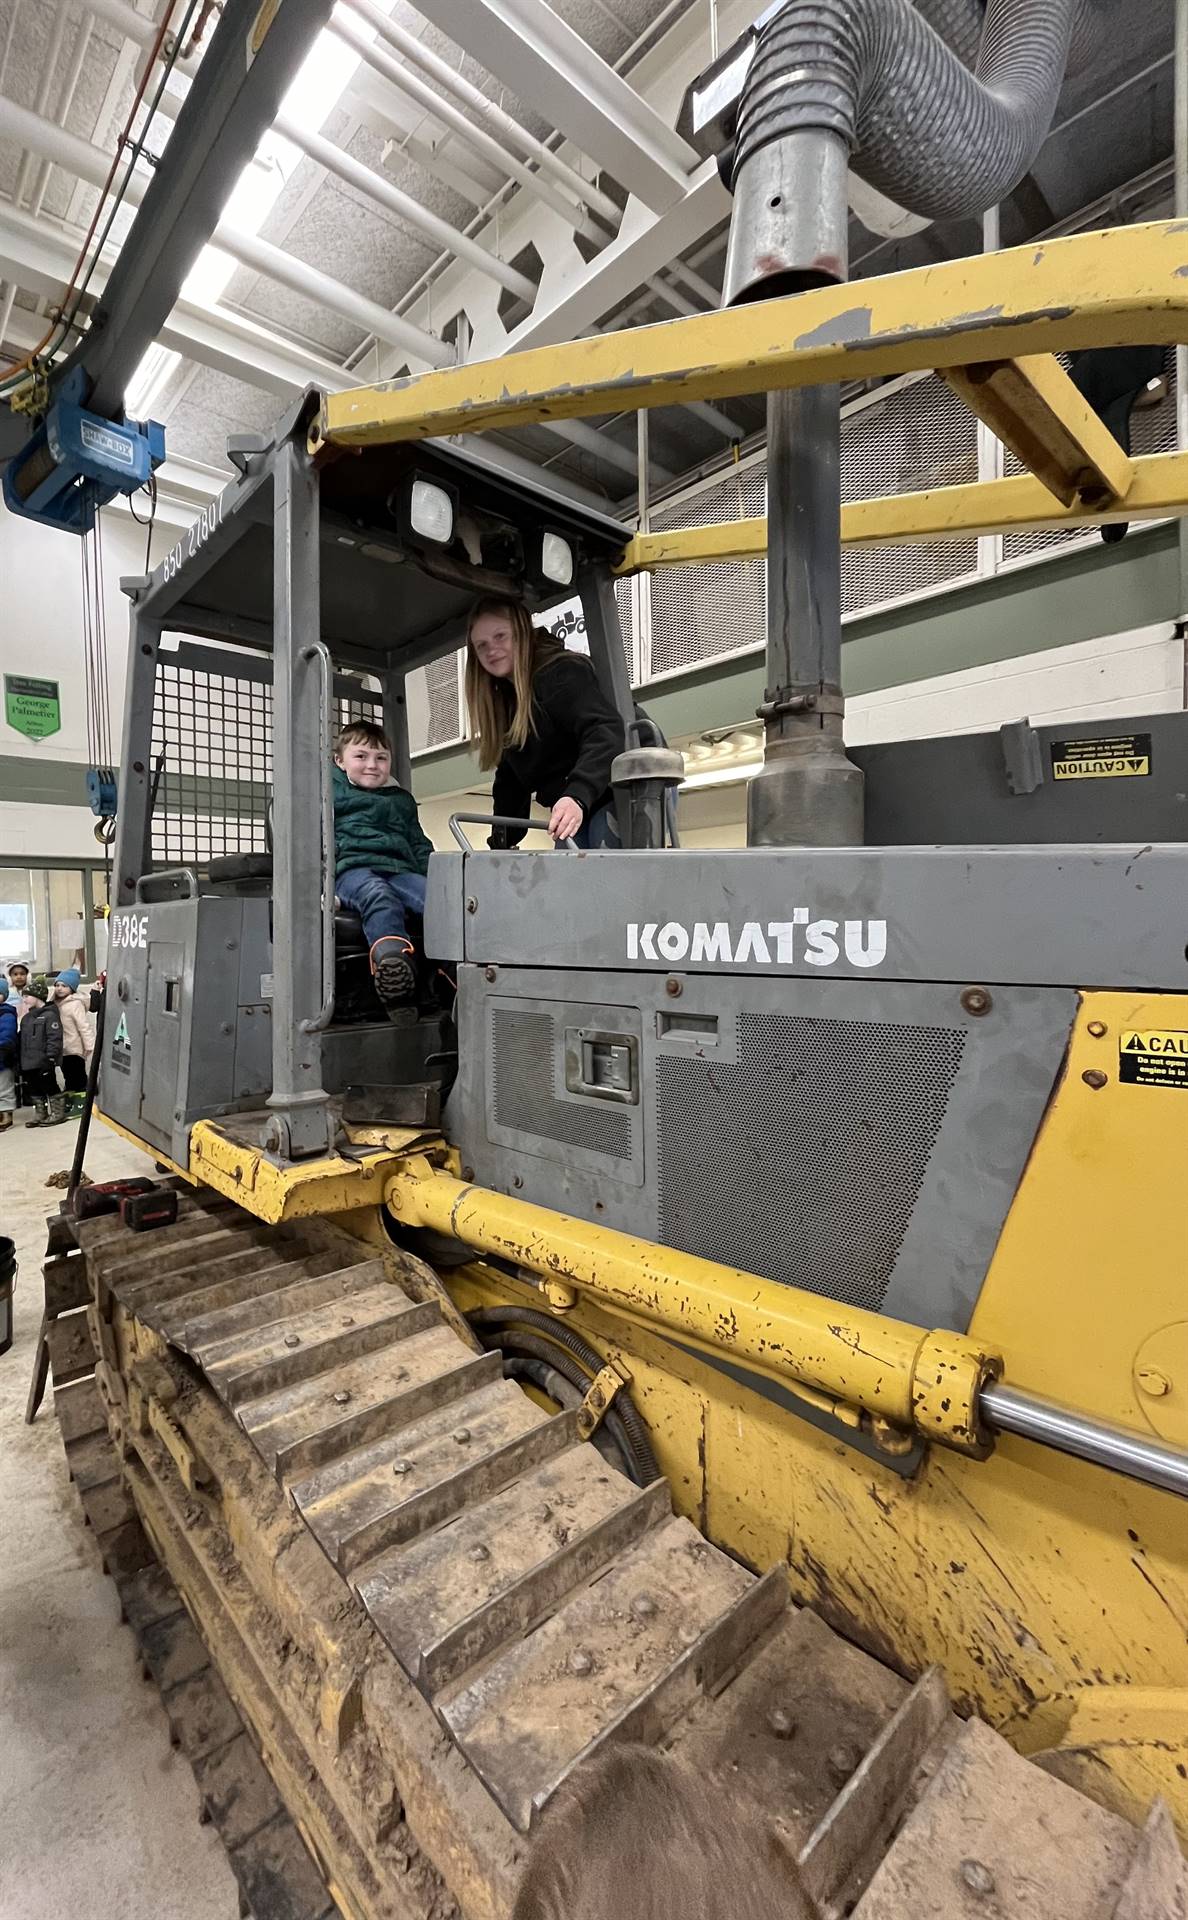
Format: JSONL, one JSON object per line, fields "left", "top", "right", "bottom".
{"left": 491, "top": 1008, "right": 632, "bottom": 1161}
{"left": 657, "top": 1012, "right": 966, "bottom": 1310}
{"left": 840, "top": 377, "right": 979, "bottom": 615}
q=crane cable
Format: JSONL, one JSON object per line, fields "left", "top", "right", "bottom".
{"left": 80, "top": 487, "right": 117, "bottom": 842}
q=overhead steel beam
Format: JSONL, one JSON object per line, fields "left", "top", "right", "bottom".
{"left": 547, "top": 414, "right": 671, "bottom": 485}
{"left": 64, "top": 0, "right": 339, "bottom": 421}
{"left": 316, "top": 223, "right": 1188, "bottom": 447}
{"left": 501, "top": 162, "right": 729, "bottom": 353}
{"left": 146, "top": 84, "right": 529, "bottom": 302}
{"left": 349, "top": 65, "right": 506, "bottom": 208}
{"left": 273, "top": 109, "right": 536, "bottom": 302}
{"left": 411, "top": 0, "right": 697, "bottom": 213}
{"left": 343, "top": 0, "right": 622, "bottom": 229}
{"left": 331, "top": 9, "right": 600, "bottom": 241}
{"left": 610, "top": 449, "right": 1188, "bottom": 570}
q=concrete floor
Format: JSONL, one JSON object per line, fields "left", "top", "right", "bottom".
{"left": 0, "top": 1105, "right": 238, "bottom": 1918}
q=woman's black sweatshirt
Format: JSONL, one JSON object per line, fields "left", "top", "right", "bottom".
{"left": 490, "top": 653, "right": 625, "bottom": 845}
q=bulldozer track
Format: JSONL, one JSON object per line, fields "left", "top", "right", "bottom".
{"left": 54, "top": 1374, "right": 340, "bottom": 1920}
{"left": 52, "top": 1185, "right": 1187, "bottom": 1920}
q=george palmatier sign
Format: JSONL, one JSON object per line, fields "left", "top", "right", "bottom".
{"left": 626, "top": 915, "right": 888, "bottom": 969}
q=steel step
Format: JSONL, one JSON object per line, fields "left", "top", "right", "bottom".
{"left": 173, "top": 1260, "right": 387, "bottom": 1356}
{"left": 293, "top": 1388, "right": 568, "bottom": 1574}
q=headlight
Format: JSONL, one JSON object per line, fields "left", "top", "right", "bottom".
{"left": 409, "top": 477, "right": 455, "bottom": 545}
{"left": 540, "top": 530, "right": 574, "bottom": 586}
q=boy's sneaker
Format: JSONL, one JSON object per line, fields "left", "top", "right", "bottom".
{"left": 371, "top": 938, "right": 416, "bottom": 1007}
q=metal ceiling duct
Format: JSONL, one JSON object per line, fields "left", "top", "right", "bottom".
{"left": 723, "top": 0, "right": 1080, "bottom": 306}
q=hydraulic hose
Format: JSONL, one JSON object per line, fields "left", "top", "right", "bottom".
{"left": 498, "top": 1356, "right": 632, "bottom": 1483}
{"left": 477, "top": 1328, "right": 650, "bottom": 1484}
{"left": 467, "top": 1307, "right": 660, "bottom": 1488}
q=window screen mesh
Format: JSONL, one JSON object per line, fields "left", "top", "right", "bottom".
{"left": 840, "top": 376, "right": 978, "bottom": 612}
{"left": 151, "top": 661, "right": 273, "bottom": 867}
{"left": 150, "top": 658, "right": 378, "bottom": 867}
{"left": 644, "top": 375, "right": 980, "bottom": 679}
{"left": 408, "top": 651, "right": 465, "bottom": 754}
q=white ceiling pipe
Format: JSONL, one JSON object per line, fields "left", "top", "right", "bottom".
{"left": 341, "top": 0, "right": 621, "bottom": 230}
{"left": 225, "top": 225, "right": 451, "bottom": 365}
{"left": 0, "top": 201, "right": 351, "bottom": 395}
{"left": 84, "top": 0, "right": 201, "bottom": 73}
{"left": 0, "top": 0, "right": 74, "bottom": 349}
{"left": 27, "top": 8, "right": 97, "bottom": 216}
{"left": 0, "top": 96, "right": 451, "bottom": 370}
{"left": 331, "top": 7, "right": 605, "bottom": 243}
{"left": 551, "top": 413, "right": 673, "bottom": 484}
{"left": 272, "top": 110, "right": 537, "bottom": 302}
{"left": 668, "top": 257, "right": 720, "bottom": 306}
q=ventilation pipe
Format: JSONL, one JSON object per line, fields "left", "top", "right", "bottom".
{"left": 724, "top": 0, "right": 1081, "bottom": 847}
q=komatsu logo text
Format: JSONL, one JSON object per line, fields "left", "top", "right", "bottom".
{"left": 626, "top": 916, "right": 887, "bottom": 969}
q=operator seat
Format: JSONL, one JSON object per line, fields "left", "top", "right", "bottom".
{"left": 203, "top": 850, "right": 405, "bottom": 1021}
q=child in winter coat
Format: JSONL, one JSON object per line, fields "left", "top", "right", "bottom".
{"left": 5, "top": 960, "right": 37, "bottom": 1024}
{"left": 0, "top": 983, "right": 17, "bottom": 1132}
{"left": 20, "top": 993, "right": 66, "bottom": 1127}
{"left": 333, "top": 720, "right": 434, "bottom": 1008}
{"left": 52, "top": 968, "right": 96, "bottom": 1114}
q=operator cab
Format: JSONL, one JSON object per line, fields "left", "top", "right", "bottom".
{"left": 104, "top": 392, "right": 636, "bottom": 1166}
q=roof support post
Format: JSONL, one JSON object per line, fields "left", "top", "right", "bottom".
{"left": 266, "top": 438, "right": 336, "bottom": 1161}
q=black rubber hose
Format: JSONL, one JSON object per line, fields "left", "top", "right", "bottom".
{"left": 475, "top": 1326, "right": 653, "bottom": 1485}
{"left": 498, "top": 1354, "right": 632, "bottom": 1482}
{"left": 468, "top": 1309, "right": 660, "bottom": 1487}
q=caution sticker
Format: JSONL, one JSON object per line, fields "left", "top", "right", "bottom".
{"left": 1051, "top": 733, "right": 1151, "bottom": 780}
{"left": 1119, "top": 1030, "right": 1188, "bottom": 1090}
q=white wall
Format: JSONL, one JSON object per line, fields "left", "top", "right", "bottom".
{"left": 673, "top": 621, "right": 1187, "bottom": 848}
{"left": 0, "top": 498, "right": 192, "bottom": 859}
{"left": 845, "top": 621, "right": 1185, "bottom": 744}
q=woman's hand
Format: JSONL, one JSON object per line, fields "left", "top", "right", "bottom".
{"left": 549, "top": 796, "right": 584, "bottom": 843}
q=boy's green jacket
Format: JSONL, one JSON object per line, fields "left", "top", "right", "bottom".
{"left": 332, "top": 765, "right": 433, "bottom": 878}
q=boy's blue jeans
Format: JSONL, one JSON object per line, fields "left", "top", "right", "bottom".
{"left": 336, "top": 868, "right": 428, "bottom": 951}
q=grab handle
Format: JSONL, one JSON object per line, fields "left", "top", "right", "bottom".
{"left": 134, "top": 868, "right": 199, "bottom": 902}
{"left": 299, "top": 641, "right": 337, "bottom": 1035}
{"left": 448, "top": 811, "right": 578, "bottom": 852}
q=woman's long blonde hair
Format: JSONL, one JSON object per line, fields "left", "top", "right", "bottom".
{"left": 464, "top": 597, "right": 563, "bottom": 771}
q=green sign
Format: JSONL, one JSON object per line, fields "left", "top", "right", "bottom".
{"left": 4, "top": 674, "right": 61, "bottom": 741}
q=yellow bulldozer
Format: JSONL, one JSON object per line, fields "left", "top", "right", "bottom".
{"left": 36, "top": 5, "right": 1188, "bottom": 1916}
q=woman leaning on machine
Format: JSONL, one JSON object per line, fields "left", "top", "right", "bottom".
{"left": 465, "top": 596, "right": 625, "bottom": 848}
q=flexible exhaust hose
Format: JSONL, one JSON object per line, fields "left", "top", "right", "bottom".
{"left": 731, "top": 0, "right": 1076, "bottom": 229}
{"left": 914, "top": 0, "right": 1116, "bottom": 77}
